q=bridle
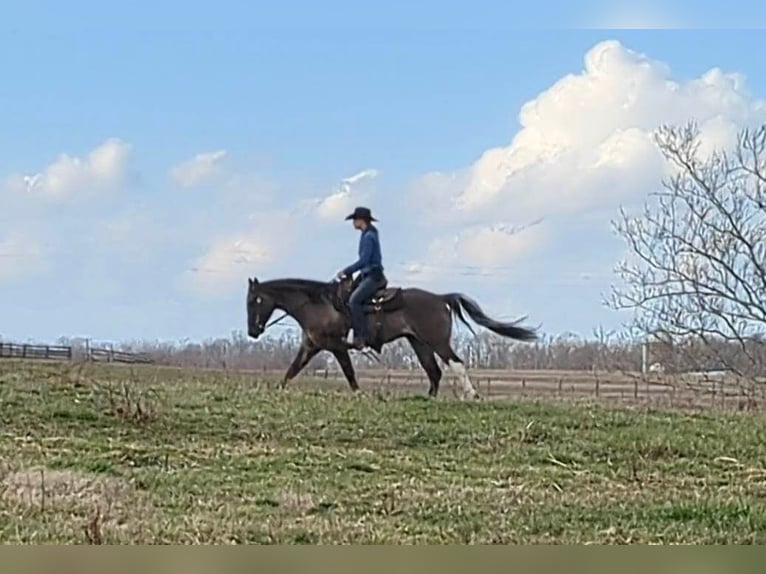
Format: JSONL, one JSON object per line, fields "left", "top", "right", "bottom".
{"left": 250, "top": 294, "right": 312, "bottom": 336}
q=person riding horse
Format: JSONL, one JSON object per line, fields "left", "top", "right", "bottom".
{"left": 336, "top": 206, "right": 387, "bottom": 350}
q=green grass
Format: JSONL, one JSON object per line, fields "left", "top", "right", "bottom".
{"left": 1, "top": 361, "right": 766, "bottom": 544}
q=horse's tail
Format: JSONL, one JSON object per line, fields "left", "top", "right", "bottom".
{"left": 443, "top": 293, "right": 538, "bottom": 342}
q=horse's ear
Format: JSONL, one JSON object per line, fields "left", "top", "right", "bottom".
{"left": 250, "top": 277, "right": 259, "bottom": 286}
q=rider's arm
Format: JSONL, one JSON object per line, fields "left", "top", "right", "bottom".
{"left": 343, "top": 233, "right": 374, "bottom": 276}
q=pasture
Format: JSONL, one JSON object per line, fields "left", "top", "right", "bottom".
{"left": 1, "top": 360, "right": 766, "bottom": 544}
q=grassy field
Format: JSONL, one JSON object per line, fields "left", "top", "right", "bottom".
{"left": 1, "top": 361, "right": 766, "bottom": 544}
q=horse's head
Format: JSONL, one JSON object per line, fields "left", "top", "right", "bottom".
{"left": 247, "top": 277, "right": 276, "bottom": 340}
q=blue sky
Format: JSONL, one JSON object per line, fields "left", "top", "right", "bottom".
{"left": 2, "top": 3, "right": 766, "bottom": 343}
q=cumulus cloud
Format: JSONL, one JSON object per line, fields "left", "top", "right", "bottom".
{"left": 0, "top": 232, "right": 47, "bottom": 282}
{"left": 406, "top": 40, "right": 766, "bottom": 281}
{"left": 185, "top": 209, "right": 298, "bottom": 296}
{"left": 6, "top": 138, "right": 131, "bottom": 200}
{"left": 188, "top": 233, "right": 275, "bottom": 295}
{"left": 170, "top": 150, "right": 228, "bottom": 188}
{"left": 454, "top": 222, "right": 547, "bottom": 267}
{"left": 416, "top": 40, "right": 766, "bottom": 224}
{"left": 404, "top": 221, "right": 546, "bottom": 283}
{"left": 313, "top": 169, "right": 379, "bottom": 221}
{"left": 185, "top": 166, "right": 381, "bottom": 297}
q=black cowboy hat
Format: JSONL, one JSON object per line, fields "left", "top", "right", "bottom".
{"left": 345, "top": 206, "right": 378, "bottom": 222}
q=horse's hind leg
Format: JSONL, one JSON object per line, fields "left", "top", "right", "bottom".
{"left": 281, "top": 341, "right": 320, "bottom": 388}
{"left": 435, "top": 345, "right": 479, "bottom": 400}
{"left": 407, "top": 337, "right": 442, "bottom": 397}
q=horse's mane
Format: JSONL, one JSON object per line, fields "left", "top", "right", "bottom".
{"left": 259, "top": 278, "right": 337, "bottom": 304}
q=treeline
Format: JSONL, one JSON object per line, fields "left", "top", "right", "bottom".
{"left": 51, "top": 330, "right": 766, "bottom": 375}
{"left": 55, "top": 331, "right": 642, "bottom": 372}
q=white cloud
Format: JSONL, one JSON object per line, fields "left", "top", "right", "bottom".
{"left": 188, "top": 233, "right": 275, "bottom": 295}
{"left": 455, "top": 223, "right": 546, "bottom": 267}
{"left": 407, "top": 41, "right": 766, "bottom": 282}
{"left": 415, "top": 40, "right": 766, "bottom": 224}
{"left": 170, "top": 150, "right": 228, "bottom": 188}
{"left": 0, "top": 232, "right": 47, "bottom": 282}
{"left": 313, "top": 168, "right": 379, "bottom": 221}
{"left": 404, "top": 222, "right": 546, "bottom": 283}
{"left": 185, "top": 209, "right": 298, "bottom": 296}
{"left": 7, "top": 138, "right": 131, "bottom": 200}
{"left": 185, "top": 166, "right": 382, "bottom": 297}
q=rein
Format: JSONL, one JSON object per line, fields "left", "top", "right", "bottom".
{"left": 265, "top": 312, "right": 289, "bottom": 329}
{"left": 260, "top": 287, "right": 326, "bottom": 332}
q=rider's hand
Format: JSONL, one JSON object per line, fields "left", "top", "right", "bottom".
{"left": 336, "top": 271, "right": 346, "bottom": 281}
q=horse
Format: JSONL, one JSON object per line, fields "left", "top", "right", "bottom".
{"left": 246, "top": 276, "right": 537, "bottom": 398}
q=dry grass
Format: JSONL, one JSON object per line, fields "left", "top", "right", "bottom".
{"left": 1, "top": 360, "right": 766, "bottom": 544}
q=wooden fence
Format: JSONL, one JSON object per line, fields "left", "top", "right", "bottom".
{"left": 88, "top": 347, "right": 153, "bottom": 364}
{"left": 0, "top": 342, "right": 152, "bottom": 365}
{"left": 0, "top": 343, "right": 72, "bottom": 361}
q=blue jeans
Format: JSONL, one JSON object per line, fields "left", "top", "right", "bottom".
{"left": 349, "top": 273, "right": 386, "bottom": 340}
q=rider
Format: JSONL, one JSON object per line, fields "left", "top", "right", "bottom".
{"left": 337, "top": 206, "right": 387, "bottom": 350}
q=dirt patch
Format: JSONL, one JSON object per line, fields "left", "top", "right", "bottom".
{"left": 277, "top": 489, "right": 317, "bottom": 512}
{"left": 5, "top": 467, "right": 154, "bottom": 525}
{"left": 3, "top": 467, "right": 130, "bottom": 510}
{"left": 1, "top": 466, "right": 159, "bottom": 543}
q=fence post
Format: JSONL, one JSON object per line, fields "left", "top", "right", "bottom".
{"left": 669, "top": 382, "right": 675, "bottom": 407}
{"left": 739, "top": 384, "right": 745, "bottom": 411}
{"left": 557, "top": 378, "right": 562, "bottom": 398}
{"left": 634, "top": 378, "right": 639, "bottom": 400}
{"left": 720, "top": 380, "right": 726, "bottom": 410}
{"left": 709, "top": 380, "right": 716, "bottom": 409}
{"left": 595, "top": 376, "right": 600, "bottom": 398}
{"left": 22, "top": 344, "right": 27, "bottom": 358}
{"left": 521, "top": 378, "right": 526, "bottom": 396}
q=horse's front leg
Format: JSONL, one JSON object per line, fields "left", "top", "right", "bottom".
{"left": 281, "top": 341, "right": 320, "bottom": 388}
{"left": 331, "top": 348, "right": 359, "bottom": 392}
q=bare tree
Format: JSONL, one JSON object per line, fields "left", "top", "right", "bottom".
{"left": 609, "top": 122, "right": 766, "bottom": 378}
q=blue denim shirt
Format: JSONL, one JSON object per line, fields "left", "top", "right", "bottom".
{"left": 343, "top": 225, "right": 383, "bottom": 277}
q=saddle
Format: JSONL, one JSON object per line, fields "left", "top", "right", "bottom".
{"left": 366, "top": 285, "right": 404, "bottom": 313}
{"left": 334, "top": 279, "right": 404, "bottom": 315}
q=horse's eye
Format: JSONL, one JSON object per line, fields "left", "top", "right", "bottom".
{"left": 256, "top": 296, "right": 262, "bottom": 304}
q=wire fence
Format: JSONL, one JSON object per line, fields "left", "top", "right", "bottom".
{"left": 305, "top": 367, "right": 765, "bottom": 411}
